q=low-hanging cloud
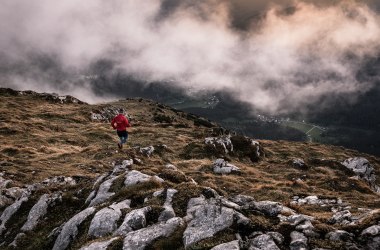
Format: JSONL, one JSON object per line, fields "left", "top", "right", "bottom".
{"left": 0, "top": 0, "right": 379, "bottom": 114}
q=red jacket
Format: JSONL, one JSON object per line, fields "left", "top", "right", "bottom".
{"left": 111, "top": 114, "right": 131, "bottom": 131}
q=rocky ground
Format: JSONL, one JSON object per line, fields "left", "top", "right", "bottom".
{"left": 0, "top": 88, "right": 379, "bottom": 250}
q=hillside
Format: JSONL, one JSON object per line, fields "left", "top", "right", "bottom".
{"left": 0, "top": 88, "right": 380, "bottom": 250}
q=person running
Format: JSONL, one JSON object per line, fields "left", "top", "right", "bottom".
{"left": 111, "top": 108, "right": 131, "bottom": 149}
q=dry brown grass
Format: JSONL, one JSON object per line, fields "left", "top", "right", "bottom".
{"left": 1, "top": 90, "right": 379, "bottom": 225}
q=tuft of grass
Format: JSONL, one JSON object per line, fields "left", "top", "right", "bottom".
{"left": 172, "top": 183, "right": 203, "bottom": 217}
{"left": 158, "top": 169, "right": 187, "bottom": 184}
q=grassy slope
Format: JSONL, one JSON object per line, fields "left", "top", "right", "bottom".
{"left": 1, "top": 90, "right": 380, "bottom": 226}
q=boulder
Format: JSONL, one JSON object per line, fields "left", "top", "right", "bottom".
{"left": 112, "top": 159, "right": 133, "bottom": 175}
{"left": 158, "top": 189, "right": 177, "bottom": 222}
{"left": 329, "top": 210, "right": 352, "bottom": 225}
{"left": 0, "top": 197, "right": 29, "bottom": 236}
{"left": 231, "top": 194, "right": 256, "bottom": 206}
{"left": 213, "top": 159, "right": 241, "bottom": 175}
{"left": 361, "top": 225, "right": 380, "bottom": 249}
{"left": 88, "top": 176, "right": 118, "bottom": 207}
{"left": 183, "top": 196, "right": 237, "bottom": 248}
{"left": 205, "top": 136, "right": 233, "bottom": 154}
{"left": 211, "top": 240, "right": 240, "bottom": 250}
{"left": 124, "top": 170, "right": 161, "bottom": 187}
{"left": 290, "top": 231, "right": 308, "bottom": 250}
{"left": 113, "top": 207, "right": 151, "bottom": 236}
{"left": 21, "top": 193, "right": 61, "bottom": 231}
{"left": 123, "top": 217, "right": 184, "bottom": 250}
{"left": 326, "top": 230, "right": 353, "bottom": 241}
{"left": 251, "top": 201, "right": 283, "bottom": 216}
{"left": 139, "top": 146, "right": 154, "bottom": 157}
{"left": 293, "top": 159, "right": 306, "bottom": 169}
{"left": 342, "top": 157, "right": 379, "bottom": 192}
{"left": 230, "top": 136, "right": 264, "bottom": 162}
{"left": 249, "top": 234, "right": 280, "bottom": 250}
{"left": 52, "top": 207, "right": 96, "bottom": 250}
{"left": 88, "top": 200, "right": 131, "bottom": 238}
{"left": 80, "top": 237, "right": 119, "bottom": 250}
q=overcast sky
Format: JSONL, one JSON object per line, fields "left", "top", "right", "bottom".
{"left": 0, "top": 0, "right": 379, "bottom": 114}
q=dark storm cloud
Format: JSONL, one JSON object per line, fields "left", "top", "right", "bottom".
{"left": 0, "top": 0, "right": 379, "bottom": 114}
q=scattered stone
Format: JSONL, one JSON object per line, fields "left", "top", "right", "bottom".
{"left": 267, "top": 232, "right": 285, "bottom": 245}
{"left": 211, "top": 240, "right": 240, "bottom": 250}
{"left": 205, "top": 136, "right": 233, "bottom": 154}
{"left": 42, "top": 176, "right": 76, "bottom": 186}
{"left": 249, "top": 233, "right": 280, "bottom": 250}
{"left": 52, "top": 207, "right": 96, "bottom": 250}
{"left": 326, "top": 230, "right": 354, "bottom": 241}
{"left": 342, "top": 157, "right": 380, "bottom": 192}
{"left": 252, "top": 201, "right": 283, "bottom": 216}
{"left": 291, "top": 196, "right": 342, "bottom": 206}
{"left": 329, "top": 210, "right": 352, "bottom": 225}
{"left": 88, "top": 200, "right": 131, "bottom": 238}
{"left": 8, "top": 233, "right": 26, "bottom": 248}
{"left": 361, "top": 225, "right": 380, "bottom": 249}
{"left": 165, "top": 164, "right": 178, "bottom": 171}
{"left": 21, "top": 193, "right": 62, "bottom": 231}
{"left": 88, "top": 176, "right": 118, "bottom": 207}
{"left": 112, "top": 159, "right": 133, "bottom": 174}
{"left": 183, "top": 196, "right": 237, "bottom": 248}
{"left": 123, "top": 217, "right": 184, "bottom": 250}
{"left": 0, "top": 197, "right": 28, "bottom": 235}
{"left": 79, "top": 237, "right": 119, "bottom": 250}
{"left": 158, "top": 189, "right": 178, "bottom": 222}
{"left": 293, "top": 159, "right": 306, "bottom": 168}
{"left": 231, "top": 194, "right": 256, "bottom": 206}
{"left": 90, "top": 106, "right": 120, "bottom": 122}
{"left": 290, "top": 231, "right": 308, "bottom": 250}
{"left": 213, "top": 159, "right": 240, "bottom": 174}
{"left": 140, "top": 146, "right": 154, "bottom": 157}
{"left": 113, "top": 207, "right": 151, "bottom": 236}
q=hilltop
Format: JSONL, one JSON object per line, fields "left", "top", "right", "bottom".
{"left": 0, "top": 88, "right": 379, "bottom": 250}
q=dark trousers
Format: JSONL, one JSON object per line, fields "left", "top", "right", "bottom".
{"left": 117, "top": 130, "right": 128, "bottom": 144}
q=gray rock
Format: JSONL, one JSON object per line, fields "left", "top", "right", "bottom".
{"left": 139, "top": 146, "right": 154, "bottom": 157}
{"left": 361, "top": 225, "right": 380, "bottom": 237}
{"left": 124, "top": 170, "right": 151, "bottom": 187}
{"left": 0, "top": 175, "right": 12, "bottom": 189}
{"left": 80, "top": 237, "right": 119, "bottom": 250}
{"left": 249, "top": 234, "right": 280, "bottom": 250}
{"left": 231, "top": 194, "right": 256, "bottom": 206}
{"left": 252, "top": 201, "right": 283, "bottom": 216}
{"left": 8, "top": 233, "right": 26, "bottom": 248}
{"left": 205, "top": 136, "right": 233, "bottom": 154}
{"left": 113, "top": 207, "right": 151, "bottom": 236}
{"left": 329, "top": 210, "right": 352, "bottom": 225}
{"left": 88, "top": 176, "right": 118, "bottom": 207}
{"left": 342, "top": 157, "right": 379, "bottom": 192}
{"left": 158, "top": 189, "right": 177, "bottom": 222}
{"left": 165, "top": 164, "right": 178, "bottom": 171}
{"left": 211, "top": 240, "right": 240, "bottom": 250}
{"left": 123, "top": 217, "right": 184, "bottom": 250}
{"left": 112, "top": 159, "right": 133, "bottom": 174}
{"left": 88, "top": 200, "right": 131, "bottom": 238}
{"left": 93, "top": 173, "right": 108, "bottom": 188}
{"left": 286, "top": 214, "right": 315, "bottom": 226}
{"left": 21, "top": 193, "right": 61, "bottom": 231}
{"left": 290, "top": 231, "right": 308, "bottom": 250}
{"left": 267, "top": 232, "right": 285, "bottom": 245}
{"left": 183, "top": 197, "right": 237, "bottom": 248}
{"left": 213, "top": 159, "right": 240, "bottom": 174}
{"left": 326, "top": 230, "right": 353, "bottom": 241}
{"left": 293, "top": 159, "right": 306, "bottom": 168}
{"left": 52, "top": 207, "right": 96, "bottom": 250}
{"left": 0, "top": 197, "right": 28, "bottom": 235}
{"left": 42, "top": 176, "right": 76, "bottom": 186}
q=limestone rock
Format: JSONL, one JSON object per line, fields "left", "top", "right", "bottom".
{"left": 342, "top": 157, "right": 379, "bottom": 192}
{"left": 88, "top": 176, "right": 118, "bottom": 207}
{"left": 42, "top": 176, "right": 76, "bottom": 186}
{"left": 290, "top": 231, "right": 308, "bottom": 250}
{"left": 21, "top": 193, "right": 61, "bottom": 231}
{"left": 52, "top": 207, "right": 96, "bottom": 250}
{"left": 326, "top": 230, "right": 353, "bottom": 241}
{"left": 158, "top": 188, "right": 177, "bottom": 222}
{"left": 230, "top": 136, "right": 264, "bottom": 162}
{"left": 80, "top": 237, "right": 119, "bottom": 250}
{"left": 140, "top": 146, "right": 154, "bottom": 157}
{"left": 88, "top": 200, "right": 131, "bottom": 238}
{"left": 231, "top": 194, "right": 256, "bottom": 206}
{"left": 0, "top": 197, "right": 28, "bottom": 236}
{"left": 165, "top": 164, "right": 178, "bottom": 171}
{"left": 213, "top": 159, "right": 240, "bottom": 174}
{"left": 123, "top": 217, "right": 184, "bottom": 250}
{"left": 361, "top": 225, "right": 380, "bottom": 249}
{"left": 112, "top": 159, "right": 133, "bottom": 175}
{"left": 249, "top": 234, "right": 280, "bottom": 250}
{"left": 113, "top": 206, "right": 151, "bottom": 236}
{"left": 124, "top": 170, "right": 151, "bottom": 187}
{"left": 293, "top": 159, "right": 306, "bottom": 168}
{"left": 183, "top": 196, "right": 237, "bottom": 248}
{"left": 8, "top": 232, "right": 26, "bottom": 248}
{"left": 252, "top": 201, "right": 283, "bottom": 216}
{"left": 211, "top": 240, "right": 240, "bottom": 250}
{"left": 329, "top": 210, "right": 352, "bottom": 225}
{"left": 205, "top": 136, "right": 233, "bottom": 154}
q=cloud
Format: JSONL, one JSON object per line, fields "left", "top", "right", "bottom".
{"left": 0, "top": 0, "right": 379, "bottom": 114}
